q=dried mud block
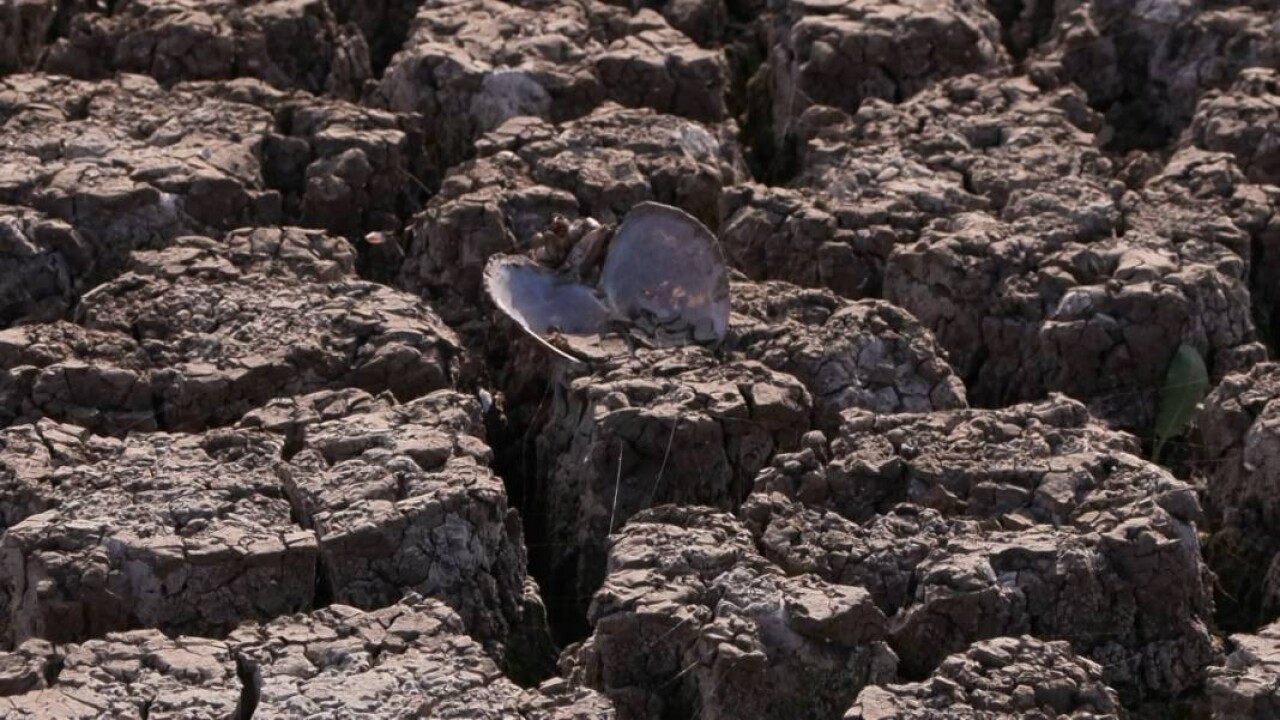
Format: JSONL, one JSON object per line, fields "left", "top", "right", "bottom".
{"left": 0, "top": 74, "right": 281, "bottom": 276}
{"left": 495, "top": 106, "right": 743, "bottom": 230}
{"left": 0, "top": 596, "right": 613, "bottom": 718}
{"left": 270, "top": 389, "right": 553, "bottom": 673}
{"left": 1195, "top": 363, "right": 1280, "bottom": 631}
{"left": 728, "top": 77, "right": 1116, "bottom": 301}
{"left": 372, "top": 0, "right": 727, "bottom": 183}
{"left": 748, "top": 396, "right": 1216, "bottom": 700}
{"left": 743, "top": 496, "right": 964, "bottom": 618}
{"left": 796, "top": 75, "right": 1114, "bottom": 222}
{"left": 0, "top": 205, "right": 94, "bottom": 328}
{"left": 0, "top": 426, "right": 317, "bottom": 647}
{"left": 563, "top": 506, "right": 897, "bottom": 720}
{"left": 374, "top": 0, "right": 602, "bottom": 173}
{"left": 717, "top": 181, "right": 963, "bottom": 299}
{"left": 593, "top": 0, "right": 735, "bottom": 46}
{"left": 533, "top": 346, "right": 811, "bottom": 633}
{"left": 885, "top": 520, "right": 1212, "bottom": 697}
{"left": 794, "top": 395, "right": 1189, "bottom": 533}
{"left": 1189, "top": 68, "right": 1280, "bottom": 186}
{"left": 1208, "top": 620, "right": 1280, "bottom": 720}
{"left": 231, "top": 595, "right": 613, "bottom": 718}
{"left": 0, "top": 632, "right": 243, "bottom": 718}
{"left": 0, "top": 229, "right": 460, "bottom": 434}
{"left": 745, "top": 492, "right": 1213, "bottom": 702}
{"left": 1026, "top": 0, "right": 1280, "bottom": 147}
{"left": 1122, "top": 148, "right": 1278, "bottom": 293}
{"left": 846, "top": 636, "right": 1124, "bottom": 720}
{"left": 0, "top": 420, "right": 122, "bottom": 531}
{"left": 1179, "top": 71, "right": 1280, "bottom": 341}
{"left": 400, "top": 105, "right": 745, "bottom": 325}
{"left": 730, "top": 280, "right": 966, "bottom": 432}
{"left": 0, "top": 73, "right": 435, "bottom": 280}
{"left": 751, "top": 0, "right": 1008, "bottom": 154}
{"left": 40, "top": 0, "right": 371, "bottom": 98}
{"left": 587, "top": 2, "right": 728, "bottom": 122}
{"left": 885, "top": 208, "right": 1261, "bottom": 432}
{"left": 184, "top": 77, "right": 433, "bottom": 248}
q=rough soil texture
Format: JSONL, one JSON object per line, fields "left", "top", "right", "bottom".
{"left": 372, "top": 0, "right": 729, "bottom": 183}
{"left": 0, "top": 631, "right": 244, "bottom": 717}
{"left": 751, "top": 0, "right": 1009, "bottom": 161}
{"left": 6, "top": 0, "right": 1280, "bottom": 717}
{"left": 531, "top": 346, "right": 811, "bottom": 636}
{"left": 729, "top": 279, "right": 969, "bottom": 433}
{"left": 563, "top": 505, "right": 897, "bottom": 720}
{"left": 1208, "top": 620, "right": 1280, "bottom": 720}
{"left": 0, "top": 595, "right": 611, "bottom": 718}
{"left": 37, "top": 0, "right": 372, "bottom": 98}
{"left": 0, "top": 424, "right": 318, "bottom": 648}
{"left": 230, "top": 594, "right": 607, "bottom": 718}
{"left": 830, "top": 398, "right": 1215, "bottom": 702}
{"left": 846, "top": 636, "right": 1125, "bottom": 720}
{"left": 259, "top": 387, "right": 555, "bottom": 677}
{"left": 586, "top": 396, "right": 1216, "bottom": 707}
{"left": 0, "top": 73, "right": 430, "bottom": 281}
{"left": 0, "top": 228, "right": 460, "bottom": 435}
{"left": 0, "top": 386, "right": 556, "bottom": 681}
{"left": 775, "top": 73, "right": 1268, "bottom": 434}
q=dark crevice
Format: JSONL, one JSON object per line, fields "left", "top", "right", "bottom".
{"left": 279, "top": 473, "right": 334, "bottom": 613}
{"left": 500, "top": 591, "right": 558, "bottom": 687}
{"left": 962, "top": 343, "right": 992, "bottom": 408}
{"left": 311, "top": 557, "right": 335, "bottom": 611}
{"left": 1206, "top": 502, "right": 1280, "bottom": 634}
{"left": 352, "top": 232, "right": 408, "bottom": 285}
{"left": 723, "top": 11, "right": 765, "bottom": 122}
{"left": 1251, "top": 220, "right": 1280, "bottom": 357}
{"left": 330, "top": 1, "right": 419, "bottom": 78}
{"left": 726, "top": 16, "right": 799, "bottom": 186}
{"left": 1101, "top": 93, "right": 1179, "bottom": 155}
{"left": 486, "top": 378, "right": 590, "bottom": 648}
{"left": 1124, "top": 693, "right": 1212, "bottom": 720}
{"left": 42, "top": 652, "right": 64, "bottom": 686}
{"left": 234, "top": 653, "right": 262, "bottom": 720}
{"left": 542, "top": 543, "right": 604, "bottom": 648}
{"left": 985, "top": 0, "right": 1056, "bottom": 64}
{"left": 51, "top": 0, "right": 111, "bottom": 40}
{"left": 280, "top": 423, "right": 306, "bottom": 463}
{"left": 1081, "top": 27, "right": 1186, "bottom": 154}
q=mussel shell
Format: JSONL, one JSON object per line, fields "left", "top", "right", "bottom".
{"left": 600, "top": 202, "right": 729, "bottom": 343}
{"left": 484, "top": 255, "right": 610, "bottom": 360}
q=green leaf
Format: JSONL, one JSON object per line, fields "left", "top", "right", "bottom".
{"left": 1152, "top": 343, "right": 1210, "bottom": 463}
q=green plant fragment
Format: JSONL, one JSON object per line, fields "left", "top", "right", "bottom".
{"left": 1152, "top": 343, "right": 1210, "bottom": 463}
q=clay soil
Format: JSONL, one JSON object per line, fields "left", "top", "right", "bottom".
{"left": 6, "top": 0, "right": 1280, "bottom": 718}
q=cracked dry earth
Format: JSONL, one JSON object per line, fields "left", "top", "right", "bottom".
{"left": 10, "top": 1, "right": 1280, "bottom": 719}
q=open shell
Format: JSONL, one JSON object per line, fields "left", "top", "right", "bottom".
{"left": 484, "top": 255, "right": 611, "bottom": 361}
{"left": 485, "top": 202, "right": 730, "bottom": 360}
{"left": 600, "top": 202, "right": 729, "bottom": 343}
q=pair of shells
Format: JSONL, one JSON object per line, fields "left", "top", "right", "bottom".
{"left": 484, "top": 202, "right": 730, "bottom": 361}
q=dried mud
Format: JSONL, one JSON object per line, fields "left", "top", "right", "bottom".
{"left": 5, "top": 0, "right": 1280, "bottom": 718}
